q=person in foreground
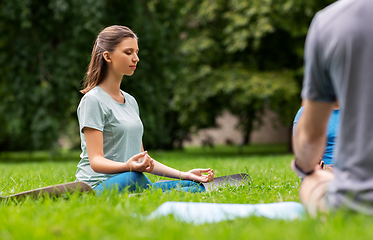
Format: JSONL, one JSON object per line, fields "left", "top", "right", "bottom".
{"left": 75, "top": 25, "right": 214, "bottom": 195}
{"left": 291, "top": 0, "right": 373, "bottom": 216}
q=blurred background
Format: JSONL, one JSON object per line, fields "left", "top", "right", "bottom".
{"left": 0, "top": 0, "right": 335, "bottom": 153}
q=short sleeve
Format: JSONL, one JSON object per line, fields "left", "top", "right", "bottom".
{"left": 301, "top": 14, "right": 336, "bottom": 102}
{"left": 77, "top": 94, "right": 106, "bottom": 133}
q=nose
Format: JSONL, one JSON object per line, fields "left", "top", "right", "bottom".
{"left": 133, "top": 53, "right": 139, "bottom": 62}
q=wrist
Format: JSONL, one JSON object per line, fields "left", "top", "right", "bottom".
{"left": 179, "top": 171, "right": 188, "bottom": 180}
{"left": 122, "top": 161, "right": 130, "bottom": 172}
{"left": 291, "top": 158, "right": 314, "bottom": 179}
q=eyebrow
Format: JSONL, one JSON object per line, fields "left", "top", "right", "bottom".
{"left": 123, "top": 48, "right": 139, "bottom": 52}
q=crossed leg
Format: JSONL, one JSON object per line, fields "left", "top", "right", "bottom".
{"left": 94, "top": 171, "right": 205, "bottom": 196}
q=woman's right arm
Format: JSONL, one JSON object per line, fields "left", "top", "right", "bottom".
{"left": 84, "top": 127, "right": 154, "bottom": 174}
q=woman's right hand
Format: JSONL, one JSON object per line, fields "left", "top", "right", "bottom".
{"left": 126, "top": 151, "right": 154, "bottom": 173}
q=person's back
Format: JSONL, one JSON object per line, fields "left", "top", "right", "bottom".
{"left": 302, "top": 0, "right": 373, "bottom": 212}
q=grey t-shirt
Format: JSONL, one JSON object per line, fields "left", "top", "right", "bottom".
{"left": 302, "top": 0, "right": 373, "bottom": 213}
{"left": 75, "top": 86, "right": 143, "bottom": 187}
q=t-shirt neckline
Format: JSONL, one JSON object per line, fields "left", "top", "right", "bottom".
{"left": 96, "top": 86, "right": 126, "bottom": 106}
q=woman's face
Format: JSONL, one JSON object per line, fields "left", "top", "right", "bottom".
{"left": 107, "top": 38, "right": 139, "bottom": 76}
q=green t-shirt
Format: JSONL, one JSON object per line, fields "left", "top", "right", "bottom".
{"left": 75, "top": 86, "right": 143, "bottom": 187}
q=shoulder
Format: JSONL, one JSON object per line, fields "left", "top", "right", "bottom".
{"left": 312, "top": 0, "right": 356, "bottom": 34}
{"left": 80, "top": 88, "right": 100, "bottom": 105}
{"left": 82, "top": 87, "right": 101, "bottom": 100}
{"left": 78, "top": 87, "right": 109, "bottom": 112}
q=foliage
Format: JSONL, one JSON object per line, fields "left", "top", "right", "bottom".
{"left": 0, "top": 0, "right": 185, "bottom": 151}
{"left": 0, "top": 0, "right": 107, "bottom": 150}
{"left": 0, "top": 0, "right": 337, "bottom": 151}
{"left": 172, "top": 0, "right": 336, "bottom": 143}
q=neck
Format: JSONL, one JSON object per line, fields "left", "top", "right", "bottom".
{"left": 99, "top": 71, "right": 123, "bottom": 95}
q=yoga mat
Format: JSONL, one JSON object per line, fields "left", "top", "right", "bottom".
{"left": 149, "top": 201, "right": 306, "bottom": 224}
{"left": 156, "top": 173, "right": 249, "bottom": 192}
{"left": 203, "top": 173, "right": 249, "bottom": 191}
{"left": 0, "top": 181, "right": 94, "bottom": 201}
{"left": 1, "top": 173, "right": 248, "bottom": 200}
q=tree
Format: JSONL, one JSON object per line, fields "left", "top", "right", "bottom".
{"left": 0, "top": 0, "right": 106, "bottom": 150}
{"left": 172, "top": 0, "right": 336, "bottom": 144}
{"left": 0, "top": 0, "right": 186, "bottom": 151}
{"left": 0, "top": 0, "right": 337, "bottom": 152}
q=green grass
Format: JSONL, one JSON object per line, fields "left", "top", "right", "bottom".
{"left": 1, "top": 145, "right": 373, "bottom": 240}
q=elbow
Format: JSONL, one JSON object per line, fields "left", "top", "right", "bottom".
{"left": 89, "top": 157, "right": 102, "bottom": 173}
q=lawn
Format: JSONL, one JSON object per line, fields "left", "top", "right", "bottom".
{"left": 1, "top": 145, "right": 373, "bottom": 240}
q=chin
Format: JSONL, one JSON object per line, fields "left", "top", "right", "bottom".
{"left": 124, "top": 72, "right": 135, "bottom": 76}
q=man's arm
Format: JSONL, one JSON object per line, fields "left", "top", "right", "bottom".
{"left": 292, "top": 99, "right": 334, "bottom": 173}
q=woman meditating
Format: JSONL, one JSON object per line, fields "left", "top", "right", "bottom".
{"left": 75, "top": 25, "right": 214, "bottom": 195}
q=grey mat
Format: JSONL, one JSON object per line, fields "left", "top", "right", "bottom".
{"left": 1, "top": 173, "right": 249, "bottom": 200}
{"left": 202, "top": 173, "right": 249, "bottom": 191}
{"left": 156, "top": 173, "right": 249, "bottom": 191}
{"left": 1, "top": 181, "right": 94, "bottom": 201}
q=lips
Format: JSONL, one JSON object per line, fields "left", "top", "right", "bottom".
{"left": 130, "top": 66, "right": 136, "bottom": 69}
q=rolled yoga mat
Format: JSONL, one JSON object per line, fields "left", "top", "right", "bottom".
{"left": 149, "top": 201, "right": 306, "bottom": 224}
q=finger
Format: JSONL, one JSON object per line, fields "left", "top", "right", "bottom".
{"left": 201, "top": 176, "right": 209, "bottom": 183}
{"left": 145, "top": 165, "right": 152, "bottom": 172}
{"left": 198, "top": 168, "right": 211, "bottom": 173}
{"left": 138, "top": 154, "right": 151, "bottom": 167}
{"left": 147, "top": 159, "right": 155, "bottom": 172}
{"left": 146, "top": 157, "right": 154, "bottom": 169}
{"left": 131, "top": 151, "right": 147, "bottom": 161}
{"left": 207, "top": 172, "right": 213, "bottom": 181}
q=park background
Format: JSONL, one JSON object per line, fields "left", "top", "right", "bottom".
{"left": 0, "top": 0, "right": 337, "bottom": 154}
{"left": 3, "top": 1, "right": 373, "bottom": 240}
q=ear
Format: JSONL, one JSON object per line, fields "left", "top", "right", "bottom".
{"left": 103, "top": 51, "right": 111, "bottom": 63}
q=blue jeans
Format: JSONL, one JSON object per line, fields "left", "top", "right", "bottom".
{"left": 94, "top": 172, "right": 205, "bottom": 196}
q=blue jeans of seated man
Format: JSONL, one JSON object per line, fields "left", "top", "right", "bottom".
{"left": 94, "top": 171, "right": 205, "bottom": 196}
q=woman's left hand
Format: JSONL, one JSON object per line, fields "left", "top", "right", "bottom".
{"left": 185, "top": 168, "right": 214, "bottom": 183}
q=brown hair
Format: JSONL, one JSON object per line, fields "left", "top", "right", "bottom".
{"left": 80, "top": 25, "right": 138, "bottom": 94}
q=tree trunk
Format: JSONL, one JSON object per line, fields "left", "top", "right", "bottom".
{"left": 242, "top": 118, "right": 254, "bottom": 145}
{"left": 242, "top": 128, "right": 251, "bottom": 145}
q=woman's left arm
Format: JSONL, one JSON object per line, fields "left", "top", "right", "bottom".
{"left": 141, "top": 143, "right": 214, "bottom": 183}
{"left": 151, "top": 160, "right": 214, "bottom": 183}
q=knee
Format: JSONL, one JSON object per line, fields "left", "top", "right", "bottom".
{"left": 189, "top": 182, "right": 206, "bottom": 193}
{"left": 128, "top": 172, "right": 151, "bottom": 190}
